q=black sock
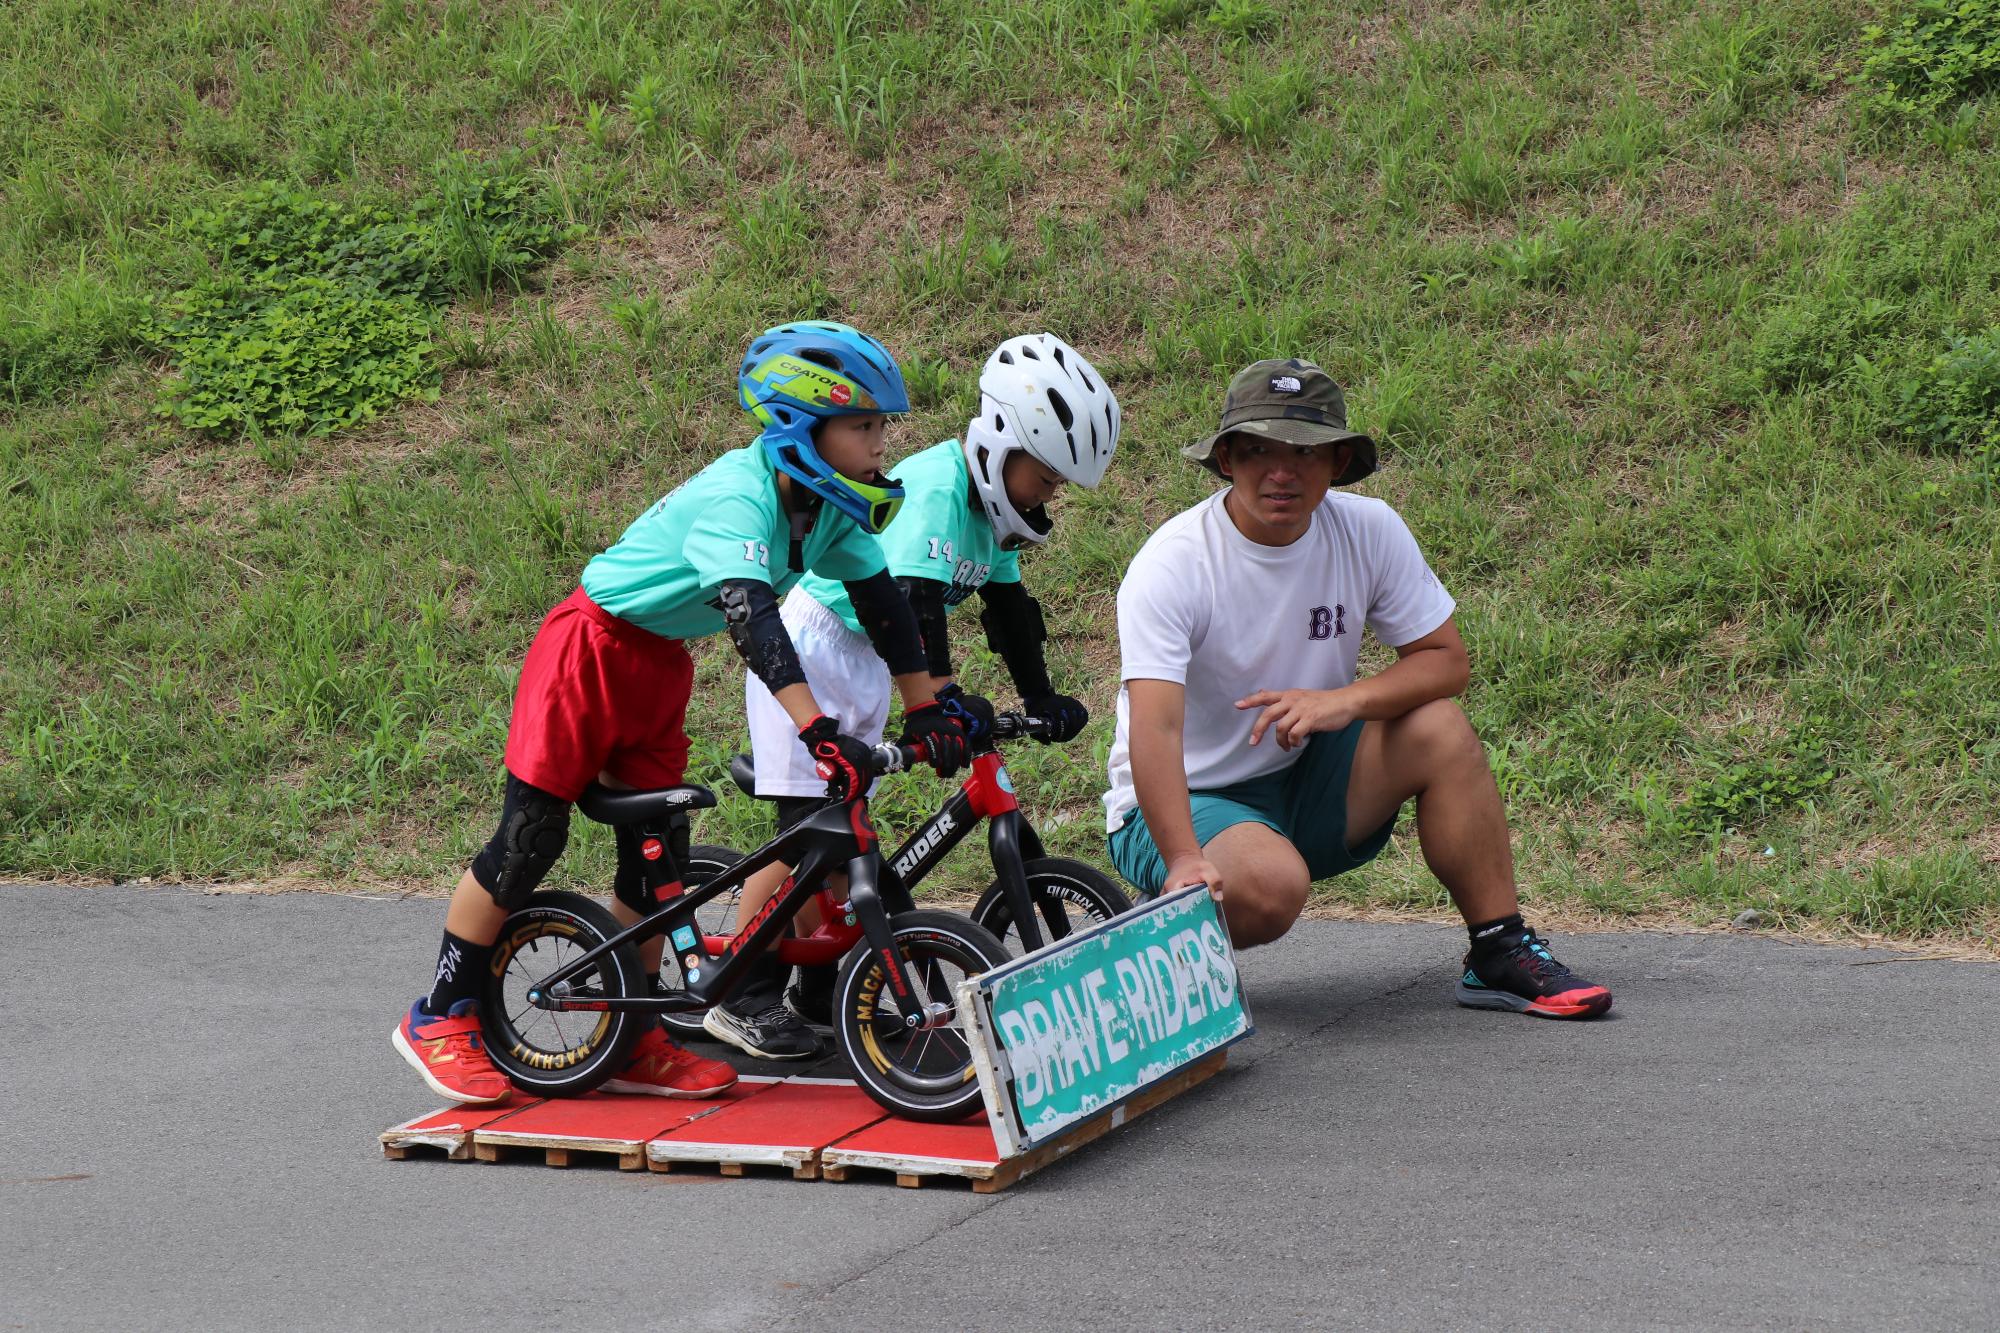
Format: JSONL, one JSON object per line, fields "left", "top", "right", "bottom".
{"left": 725, "top": 952, "right": 787, "bottom": 1013}
{"left": 426, "top": 929, "right": 495, "bottom": 1014}
{"left": 1466, "top": 913, "right": 1525, "bottom": 952}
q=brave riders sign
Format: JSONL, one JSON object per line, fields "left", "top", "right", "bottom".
{"left": 959, "top": 884, "right": 1253, "bottom": 1155}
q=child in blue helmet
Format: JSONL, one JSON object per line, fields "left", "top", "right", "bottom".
{"left": 716, "top": 333, "right": 1125, "bottom": 1060}
{"left": 392, "top": 320, "right": 970, "bottom": 1105}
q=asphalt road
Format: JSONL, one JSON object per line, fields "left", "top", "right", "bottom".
{"left": 4, "top": 883, "right": 1996, "bottom": 1331}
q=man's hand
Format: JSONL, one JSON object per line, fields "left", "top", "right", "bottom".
{"left": 1163, "top": 851, "right": 1224, "bottom": 902}
{"left": 1236, "top": 688, "right": 1356, "bottom": 751}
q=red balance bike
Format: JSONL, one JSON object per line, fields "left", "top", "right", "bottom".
{"left": 657, "top": 712, "right": 1131, "bottom": 1044}
{"left": 480, "top": 741, "right": 1011, "bottom": 1121}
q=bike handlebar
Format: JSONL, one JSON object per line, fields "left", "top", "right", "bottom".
{"left": 866, "top": 741, "right": 932, "bottom": 774}
{"left": 989, "top": 712, "right": 1057, "bottom": 742}
{"left": 860, "top": 713, "right": 1060, "bottom": 780}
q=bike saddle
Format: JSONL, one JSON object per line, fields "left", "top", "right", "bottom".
{"left": 574, "top": 782, "right": 717, "bottom": 826}
{"left": 729, "top": 753, "right": 767, "bottom": 801}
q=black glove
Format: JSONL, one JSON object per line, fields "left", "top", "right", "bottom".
{"left": 798, "top": 715, "right": 873, "bottom": 800}
{"left": 1023, "top": 692, "right": 1089, "bottom": 743}
{"left": 898, "top": 700, "right": 969, "bottom": 777}
{"left": 933, "top": 682, "right": 995, "bottom": 744}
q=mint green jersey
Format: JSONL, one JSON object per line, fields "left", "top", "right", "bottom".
{"left": 799, "top": 439, "right": 1021, "bottom": 633}
{"left": 580, "top": 445, "right": 886, "bottom": 640}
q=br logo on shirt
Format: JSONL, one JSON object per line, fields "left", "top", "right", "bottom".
{"left": 1309, "top": 604, "right": 1346, "bottom": 640}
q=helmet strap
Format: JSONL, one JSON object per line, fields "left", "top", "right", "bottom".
{"left": 788, "top": 508, "right": 807, "bottom": 574}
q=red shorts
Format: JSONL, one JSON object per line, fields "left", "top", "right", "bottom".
{"left": 502, "top": 588, "right": 695, "bottom": 802}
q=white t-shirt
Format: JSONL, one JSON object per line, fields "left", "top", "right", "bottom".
{"left": 1103, "top": 490, "right": 1456, "bottom": 831}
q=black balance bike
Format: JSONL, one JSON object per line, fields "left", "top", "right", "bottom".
{"left": 657, "top": 712, "right": 1131, "bottom": 1043}
{"left": 480, "top": 742, "right": 1011, "bottom": 1122}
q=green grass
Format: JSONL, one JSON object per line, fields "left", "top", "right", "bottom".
{"left": 3, "top": 0, "right": 1998, "bottom": 950}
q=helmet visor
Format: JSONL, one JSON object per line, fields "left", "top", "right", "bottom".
{"left": 996, "top": 502, "right": 1053, "bottom": 551}
{"left": 840, "top": 470, "right": 905, "bottom": 534}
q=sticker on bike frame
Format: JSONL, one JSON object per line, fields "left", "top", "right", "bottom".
{"left": 671, "top": 925, "right": 699, "bottom": 953}
{"left": 958, "top": 884, "right": 1252, "bottom": 1156}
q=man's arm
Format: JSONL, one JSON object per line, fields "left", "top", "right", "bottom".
{"left": 1236, "top": 617, "right": 1471, "bottom": 750}
{"left": 1127, "top": 678, "right": 1224, "bottom": 899}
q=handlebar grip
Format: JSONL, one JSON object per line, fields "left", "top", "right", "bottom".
{"left": 867, "top": 742, "right": 929, "bottom": 774}
{"left": 991, "top": 713, "right": 1056, "bottom": 741}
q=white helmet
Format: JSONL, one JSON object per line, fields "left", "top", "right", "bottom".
{"left": 962, "top": 333, "right": 1122, "bottom": 550}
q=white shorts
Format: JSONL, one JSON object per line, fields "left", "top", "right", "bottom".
{"left": 744, "top": 588, "right": 892, "bottom": 797}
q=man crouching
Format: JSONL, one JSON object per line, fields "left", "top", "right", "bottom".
{"left": 1103, "top": 358, "right": 1611, "bottom": 1019}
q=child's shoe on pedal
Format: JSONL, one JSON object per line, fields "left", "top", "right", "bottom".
{"left": 392, "top": 997, "right": 514, "bottom": 1104}
{"left": 704, "top": 993, "right": 824, "bottom": 1060}
{"left": 603, "top": 1026, "right": 739, "bottom": 1097}
{"left": 1455, "top": 925, "right": 1612, "bottom": 1019}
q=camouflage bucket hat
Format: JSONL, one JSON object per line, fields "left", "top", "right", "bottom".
{"left": 1184, "top": 358, "right": 1377, "bottom": 487}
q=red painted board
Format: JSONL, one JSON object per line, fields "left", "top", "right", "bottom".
{"left": 646, "top": 1078, "right": 888, "bottom": 1168}
{"left": 382, "top": 1101, "right": 538, "bottom": 1157}
{"left": 472, "top": 1079, "right": 781, "bottom": 1148}
{"left": 823, "top": 1114, "right": 1003, "bottom": 1168}
{"left": 386, "top": 1101, "right": 540, "bottom": 1136}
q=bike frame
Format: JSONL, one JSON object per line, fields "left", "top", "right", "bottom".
{"left": 879, "top": 743, "right": 1051, "bottom": 952}
{"left": 522, "top": 780, "right": 945, "bottom": 1030}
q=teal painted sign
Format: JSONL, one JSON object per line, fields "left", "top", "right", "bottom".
{"left": 963, "top": 885, "right": 1252, "bottom": 1152}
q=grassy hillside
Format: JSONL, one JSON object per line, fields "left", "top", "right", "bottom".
{"left": 4, "top": 0, "right": 1997, "bottom": 946}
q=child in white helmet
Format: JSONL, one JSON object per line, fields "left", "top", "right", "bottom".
{"left": 719, "top": 333, "right": 1123, "bottom": 1060}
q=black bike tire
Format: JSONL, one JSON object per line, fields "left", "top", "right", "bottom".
{"left": 834, "top": 909, "right": 1010, "bottom": 1123}
{"left": 480, "top": 890, "right": 643, "bottom": 1097}
{"left": 658, "top": 843, "right": 747, "bottom": 1036}
{"left": 971, "top": 856, "right": 1132, "bottom": 953}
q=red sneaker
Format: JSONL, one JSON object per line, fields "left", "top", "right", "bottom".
{"left": 392, "top": 998, "right": 513, "bottom": 1104}
{"left": 602, "top": 1026, "right": 739, "bottom": 1098}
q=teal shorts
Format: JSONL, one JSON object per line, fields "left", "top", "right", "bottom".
{"left": 1106, "top": 720, "right": 1395, "bottom": 899}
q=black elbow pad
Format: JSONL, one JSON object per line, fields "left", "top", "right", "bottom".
{"left": 718, "top": 579, "right": 807, "bottom": 694}
{"left": 895, "top": 576, "right": 956, "bottom": 678}
{"left": 979, "top": 581, "right": 1052, "bottom": 698}
{"left": 845, "top": 570, "right": 927, "bottom": 677}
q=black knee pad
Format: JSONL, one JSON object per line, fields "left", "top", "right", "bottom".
{"left": 471, "top": 776, "right": 571, "bottom": 909}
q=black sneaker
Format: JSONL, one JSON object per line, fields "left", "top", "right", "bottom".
{"left": 785, "top": 966, "right": 835, "bottom": 1030}
{"left": 1456, "top": 929, "right": 1613, "bottom": 1019}
{"left": 703, "top": 997, "right": 823, "bottom": 1059}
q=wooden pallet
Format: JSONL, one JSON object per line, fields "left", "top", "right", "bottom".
{"left": 380, "top": 1102, "right": 534, "bottom": 1162}
{"left": 817, "top": 1115, "right": 999, "bottom": 1189}
{"left": 383, "top": 1055, "right": 1224, "bottom": 1189}
{"left": 821, "top": 1050, "right": 1228, "bottom": 1192}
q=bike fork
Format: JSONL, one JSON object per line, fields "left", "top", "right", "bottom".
{"left": 988, "top": 810, "right": 1048, "bottom": 952}
{"left": 845, "top": 854, "right": 952, "bottom": 1030}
